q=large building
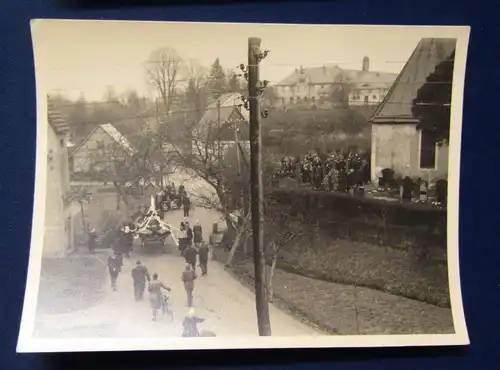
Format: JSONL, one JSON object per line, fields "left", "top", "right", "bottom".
{"left": 44, "top": 97, "right": 74, "bottom": 258}
{"left": 273, "top": 57, "right": 398, "bottom": 108}
{"left": 369, "top": 38, "right": 456, "bottom": 184}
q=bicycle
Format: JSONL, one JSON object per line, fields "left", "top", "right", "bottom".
{"left": 161, "top": 293, "right": 174, "bottom": 322}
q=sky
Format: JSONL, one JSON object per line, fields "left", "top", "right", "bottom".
{"left": 32, "top": 20, "right": 463, "bottom": 102}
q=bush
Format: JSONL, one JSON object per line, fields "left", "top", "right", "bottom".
{"left": 268, "top": 189, "right": 446, "bottom": 227}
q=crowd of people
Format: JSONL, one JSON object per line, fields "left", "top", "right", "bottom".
{"left": 274, "top": 149, "right": 371, "bottom": 193}
{"left": 107, "top": 250, "right": 210, "bottom": 336}
{"left": 88, "top": 180, "right": 215, "bottom": 337}
{"left": 154, "top": 183, "right": 192, "bottom": 218}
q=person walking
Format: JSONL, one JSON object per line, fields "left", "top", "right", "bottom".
{"left": 107, "top": 250, "right": 123, "bottom": 291}
{"left": 123, "top": 220, "right": 135, "bottom": 256}
{"left": 181, "top": 308, "right": 205, "bottom": 337}
{"left": 198, "top": 242, "right": 209, "bottom": 276}
{"left": 148, "top": 273, "right": 171, "bottom": 321}
{"left": 88, "top": 229, "right": 98, "bottom": 254}
{"left": 178, "top": 222, "right": 187, "bottom": 253}
{"left": 193, "top": 221, "right": 203, "bottom": 250}
{"left": 181, "top": 264, "right": 197, "bottom": 307}
{"left": 131, "top": 260, "right": 151, "bottom": 301}
{"left": 185, "top": 221, "right": 193, "bottom": 247}
{"left": 183, "top": 243, "right": 197, "bottom": 273}
{"left": 182, "top": 196, "right": 191, "bottom": 218}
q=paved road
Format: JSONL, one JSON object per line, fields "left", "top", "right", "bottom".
{"left": 34, "top": 207, "right": 321, "bottom": 338}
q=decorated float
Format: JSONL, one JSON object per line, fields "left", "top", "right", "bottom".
{"left": 134, "top": 195, "right": 179, "bottom": 253}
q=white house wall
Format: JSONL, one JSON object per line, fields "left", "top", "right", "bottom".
{"left": 370, "top": 123, "right": 449, "bottom": 184}
{"left": 43, "top": 126, "right": 74, "bottom": 258}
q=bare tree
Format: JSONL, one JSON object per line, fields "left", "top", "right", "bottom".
{"left": 185, "top": 59, "right": 210, "bottom": 121}
{"left": 86, "top": 123, "right": 176, "bottom": 212}
{"left": 145, "top": 47, "right": 183, "bottom": 115}
{"left": 166, "top": 113, "right": 249, "bottom": 233}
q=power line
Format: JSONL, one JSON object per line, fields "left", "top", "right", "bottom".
{"left": 49, "top": 92, "right": 453, "bottom": 111}
{"left": 48, "top": 79, "right": 452, "bottom": 95}
{"left": 53, "top": 104, "right": 250, "bottom": 127}
{"left": 50, "top": 100, "right": 452, "bottom": 130}
{"left": 39, "top": 59, "right": 411, "bottom": 72}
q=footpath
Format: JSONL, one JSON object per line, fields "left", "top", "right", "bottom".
{"left": 232, "top": 261, "right": 455, "bottom": 335}
{"left": 34, "top": 251, "right": 319, "bottom": 338}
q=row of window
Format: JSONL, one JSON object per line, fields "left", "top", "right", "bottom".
{"left": 281, "top": 95, "right": 384, "bottom": 104}
{"left": 351, "top": 95, "right": 381, "bottom": 101}
{"left": 282, "top": 96, "right": 317, "bottom": 104}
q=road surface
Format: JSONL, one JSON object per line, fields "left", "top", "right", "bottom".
{"left": 34, "top": 207, "right": 321, "bottom": 338}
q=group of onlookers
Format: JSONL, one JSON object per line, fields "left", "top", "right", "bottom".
{"left": 274, "top": 149, "right": 371, "bottom": 193}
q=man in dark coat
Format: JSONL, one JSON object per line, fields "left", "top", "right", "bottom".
{"left": 182, "top": 196, "right": 191, "bottom": 217}
{"left": 88, "top": 229, "right": 98, "bottom": 254}
{"left": 183, "top": 244, "right": 197, "bottom": 273}
{"left": 185, "top": 221, "right": 193, "bottom": 247}
{"left": 131, "top": 260, "right": 151, "bottom": 301}
{"left": 107, "top": 250, "right": 123, "bottom": 291}
{"left": 198, "top": 243, "right": 209, "bottom": 276}
{"left": 181, "top": 264, "right": 197, "bottom": 307}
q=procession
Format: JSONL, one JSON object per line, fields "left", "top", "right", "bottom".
{"left": 19, "top": 21, "right": 466, "bottom": 351}
{"left": 89, "top": 182, "right": 217, "bottom": 337}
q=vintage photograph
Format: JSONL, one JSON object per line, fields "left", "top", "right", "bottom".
{"left": 18, "top": 20, "right": 469, "bottom": 352}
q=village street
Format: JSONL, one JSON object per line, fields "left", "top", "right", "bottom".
{"left": 34, "top": 206, "right": 321, "bottom": 339}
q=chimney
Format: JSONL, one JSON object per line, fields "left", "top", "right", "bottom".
{"left": 362, "top": 56, "right": 369, "bottom": 72}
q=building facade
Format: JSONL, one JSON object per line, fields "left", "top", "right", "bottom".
{"left": 273, "top": 57, "right": 398, "bottom": 108}
{"left": 195, "top": 104, "right": 249, "bottom": 160}
{"left": 44, "top": 98, "right": 74, "bottom": 258}
{"left": 369, "top": 38, "right": 455, "bottom": 184}
{"left": 70, "top": 123, "right": 135, "bottom": 177}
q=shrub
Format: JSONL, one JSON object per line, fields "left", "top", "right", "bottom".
{"left": 266, "top": 189, "right": 447, "bottom": 249}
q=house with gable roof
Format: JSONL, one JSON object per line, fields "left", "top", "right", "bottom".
{"left": 273, "top": 57, "right": 398, "bottom": 108}
{"left": 44, "top": 97, "right": 75, "bottom": 257}
{"left": 369, "top": 38, "right": 456, "bottom": 184}
{"left": 195, "top": 93, "right": 250, "bottom": 155}
{"left": 69, "top": 123, "right": 136, "bottom": 178}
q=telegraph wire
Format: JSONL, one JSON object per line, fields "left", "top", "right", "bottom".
{"left": 39, "top": 59, "right": 414, "bottom": 72}
{"left": 48, "top": 80, "right": 453, "bottom": 99}
{"left": 48, "top": 99, "right": 452, "bottom": 129}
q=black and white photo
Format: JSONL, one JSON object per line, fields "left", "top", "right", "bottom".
{"left": 17, "top": 20, "right": 470, "bottom": 352}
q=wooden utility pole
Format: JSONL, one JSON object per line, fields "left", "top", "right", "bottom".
{"left": 234, "top": 124, "right": 250, "bottom": 255}
{"left": 248, "top": 36, "right": 272, "bottom": 336}
{"left": 217, "top": 98, "right": 222, "bottom": 156}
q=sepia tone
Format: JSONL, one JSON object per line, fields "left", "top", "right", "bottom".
{"left": 18, "top": 20, "right": 469, "bottom": 352}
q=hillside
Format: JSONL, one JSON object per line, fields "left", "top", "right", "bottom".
{"left": 262, "top": 106, "right": 376, "bottom": 155}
